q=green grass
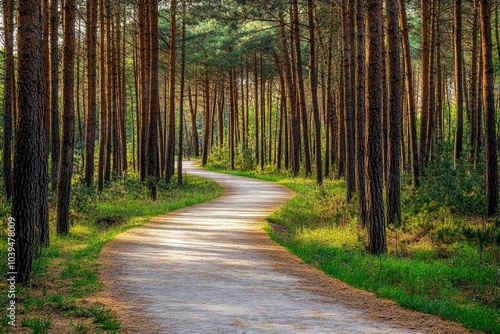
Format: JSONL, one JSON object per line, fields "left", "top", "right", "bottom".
{"left": 0, "top": 173, "right": 223, "bottom": 332}
{"left": 21, "top": 316, "right": 52, "bottom": 334}
{"left": 205, "top": 165, "right": 500, "bottom": 333}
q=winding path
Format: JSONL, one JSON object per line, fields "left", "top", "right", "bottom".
{"left": 98, "top": 161, "right": 469, "bottom": 333}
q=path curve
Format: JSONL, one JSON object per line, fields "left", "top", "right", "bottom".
{"left": 97, "top": 161, "right": 470, "bottom": 333}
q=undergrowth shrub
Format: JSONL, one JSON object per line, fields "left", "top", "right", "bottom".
{"left": 208, "top": 146, "right": 256, "bottom": 171}
{"left": 406, "top": 154, "right": 485, "bottom": 215}
{"left": 71, "top": 175, "right": 98, "bottom": 216}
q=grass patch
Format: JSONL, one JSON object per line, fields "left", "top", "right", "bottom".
{"left": 206, "top": 165, "right": 500, "bottom": 333}
{"left": 0, "top": 172, "right": 223, "bottom": 333}
{"left": 21, "top": 316, "right": 52, "bottom": 334}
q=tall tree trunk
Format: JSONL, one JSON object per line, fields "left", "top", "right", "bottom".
{"left": 201, "top": 73, "right": 210, "bottom": 166}
{"left": 425, "top": 0, "right": 436, "bottom": 159}
{"left": 50, "top": 0, "right": 60, "bottom": 190}
{"left": 342, "top": 0, "right": 356, "bottom": 200}
{"left": 470, "top": 3, "right": 480, "bottom": 166}
{"left": 453, "top": 0, "right": 464, "bottom": 166}
{"left": 276, "top": 56, "right": 285, "bottom": 171}
{"left": 76, "top": 18, "right": 84, "bottom": 149}
{"left": 307, "top": 0, "right": 322, "bottom": 186}
{"left": 337, "top": 66, "right": 346, "bottom": 179}
{"left": 217, "top": 80, "right": 224, "bottom": 149}
{"left": 57, "top": 0, "right": 76, "bottom": 235}
{"left": 166, "top": 0, "right": 177, "bottom": 183}
{"left": 387, "top": 0, "right": 402, "bottom": 226}
{"left": 39, "top": 0, "right": 51, "bottom": 247}
{"left": 479, "top": 0, "right": 499, "bottom": 217}
{"left": 260, "top": 59, "right": 265, "bottom": 170}
{"left": 254, "top": 53, "right": 260, "bottom": 166}
{"left": 15, "top": 0, "right": 48, "bottom": 284}
{"left": 111, "top": 14, "right": 121, "bottom": 176}
{"left": 241, "top": 65, "right": 247, "bottom": 149}
{"left": 177, "top": 2, "right": 186, "bottom": 186}
{"left": 139, "top": 0, "right": 151, "bottom": 182}
{"left": 3, "top": 0, "right": 14, "bottom": 199}
{"left": 278, "top": 12, "right": 300, "bottom": 176}
{"left": 229, "top": 69, "right": 236, "bottom": 170}
{"left": 188, "top": 85, "right": 200, "bottom": 156}
{"left": 161, "top": 65, "right": 167, "bottom": 177}
{"left": 366, "top": 0, "right": 387, "bottom": 255}
{"left": 325, "top": 1, "right": 335, "bottom": 177}
{"left": 98, "top": 0, "right": 108, "bottom": 191}
{"left": 292, "top": 0, "right": 312, "bottom": 176}
{"left": 399, "top": 0, "right": 419, "bottom": 186}
{"left": 419, "top": 0, "right": 431, "bottom": 166}
{"left": 121, "top": 5, "right": 128, "bottom": 173}
{"left": 43, "top": 0, "right": 50, "bottom": 147}
{"left": 147, "top": 0, "right": 160, "bottom": 199}
{"left": 104, "top": 0, "right": 112, "bottom": 183}
{"left": 84, "top": 0, "right": 98, "bottom": 186}
{"left": 355, "top": 0, "right": 367, "bottom": 225}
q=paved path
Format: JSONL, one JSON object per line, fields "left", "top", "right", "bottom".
{"left": 98, "top": 161, "right": 468, "bottom": 334}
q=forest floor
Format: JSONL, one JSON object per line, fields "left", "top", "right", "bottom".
{"left": 97, "top": 161, "right": 472, "bottom": 333}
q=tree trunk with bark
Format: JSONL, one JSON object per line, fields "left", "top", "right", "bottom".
{"left": 3, "top": 0, "right": 14, "bottom": 199}
{"left": 57, "top": 0, "right": 76, "bottom": 235}
{"left": 279, "top": 12, "right": 300, "bottom": 176}
{"left": 14, "top": 0, "right": 48, "bottom": 283}
{"left": 292, "top": 0, "right": 312, "bottom": 176}
{"left": 98, "top": 0, "right": 108, "bottom": 191}
{"left": 166, "top": 0, "right": 177, "bottom": 183}
{"left": 355, "top": 0, "right": 367, "bottom": 226}
{"left": 178, "top": 3, "right": 186, "bottom": 185}
{"left": 84, "top": 0, "right": 98, "bottom": 186}
{"left": 399, "top": 0, "right": 419, "bottom": 186}
{"left": 307, "top": 0, "right": 323, "bottom": 186}
{"left": 147, "top": 0, "right": 160, "bottom": 199}
{"left": 419, "top": 0, "right": 431, "bottom": 166}
{"left": 50, "top": 0, "right": 60, "bottom": 190}
{"left": 366, "top": 0, "right": 387, "bottom": 255}
{"left": 470, "top": 3, "right": 480, "bottom": 165}
{"left": 453, "top": 0, "right": 464, "bottom": 166}
{"left": 386, "top": 0, "right": 402, "bottom": 226}
{"left": 479, "top": 0, "right": 499, "bottom": 217}
{"left": 342, "top": 0, "right": 356, "bottom": 200}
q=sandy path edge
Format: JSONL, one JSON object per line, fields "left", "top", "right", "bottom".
{"left": 93, "top": 162, "right": 474, "bottom": 334}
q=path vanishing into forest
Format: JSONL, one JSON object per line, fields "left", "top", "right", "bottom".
{"left": 97, "top": 161, "right": 470, "bottom": 334}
